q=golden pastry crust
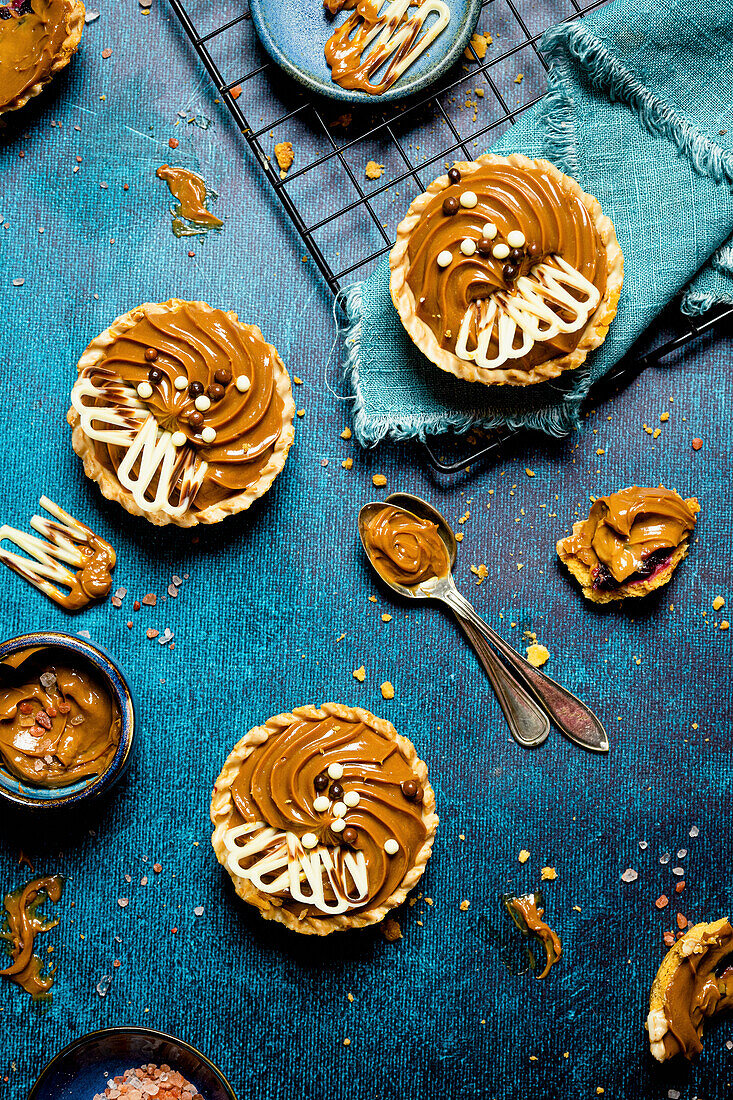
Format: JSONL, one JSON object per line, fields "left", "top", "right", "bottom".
{"left": 210, "top": 702, "right": 439, "bottom": 936}
{"left": 66, "top": 298, "right": 295, "bottom": 528}
{"left": 0, "top": 0, "right": 85, "bottom": 118}
{"left": 557, "top": 499, "right": 699, "bottom": 604}
{"left": 647, "top": 918, "right": 731, "bottom": 1062}
{"left": 389, "top": 152, "right": 624, "bottom": 386}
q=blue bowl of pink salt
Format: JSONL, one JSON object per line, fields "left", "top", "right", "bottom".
{"left": 27, "top": 1027, "right": 237, "bottom": 1100}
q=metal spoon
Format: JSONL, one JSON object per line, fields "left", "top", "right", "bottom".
{"left": 358, "top": 495, "right": 550, "bottom": 749}
{"left": 358, "top": 492, "right": 609, "bottom": 754}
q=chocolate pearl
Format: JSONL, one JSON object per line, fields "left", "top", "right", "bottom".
{"left": 188, "top": 380, "right": 204, "bottom": 398}
{"left": 144, "top": 347, "right": 158, "bottom": 362}
{"left": 314, "top": 772, "right": 329, "bottom": 792}
{"left": 508, "top": 247, "right": 524, "bottom": 264}
{"left": 342, "top": 827, "right": 358, "bottom": 846}
{"left": 442, "top": 196, "right": 459, "bottom": 216}
{"left": 401, "top": 780, "right": 419, "bottom": 800}
{"left": 188, "top": 411, "right": 204, "bottom": 430}
{"left": 502, "top": 263, "right": 519, "bottom": 282}
{"left": 208, "top": 382, "right": 225, "bottom": 402}
{"left": 526, "top": 241, "right": 541, "bottom": 260}
{"left": 148, "top": 367, "right": 163, "bottom": 384}
{"left": 447, "top": 167, "right": 461, "bottom": 185}
{"left": 214, "top": 368, "right": 232, "bottom": 385}
{"left": 329, "top": 782, "right": 344, "bottom": 800}
{"left": 477, "top": 237, "right": 493, "bottom": 256}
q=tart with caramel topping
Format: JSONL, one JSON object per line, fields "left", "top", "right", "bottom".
{"left": 67, "top": 299, "right": 295, "bottom": 527}
{"left": 557, "top": 486, "right": 699, "bottom": 603}
{"left": 390, "top": 153, "right": 623, "bottom": 386}
{"left": 211, "top": 703, "right": 438, "bottom": 935}
{"left": 0, "top": 0, "right": 84, "bottom": 118}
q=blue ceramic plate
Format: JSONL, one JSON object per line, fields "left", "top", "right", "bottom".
{"left": 27, "top": 1027, "right": 237, "bottom": 1100}
{"left": 249, "top": 0, "right": 484, "bottom": 104}
{"left": 0, "top": 632, "right": 136, "bottom": 811}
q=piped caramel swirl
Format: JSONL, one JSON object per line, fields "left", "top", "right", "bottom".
{"left": 561, "top": 486, "right": 698, "bottom": 589}
{"left": 221, "top": 707, "right": 432, "bottom": 919}
{"left": 363, "top": 504, "right": 449, "bottom": 587}
{"left": 405, "top": 161, "right": 607, "bottom": 371}
{"left": 0, "top": 646, "right": 121, "bottom": 788}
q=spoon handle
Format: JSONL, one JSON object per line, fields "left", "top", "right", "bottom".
{"left": 455, "top": 615, "right": 550, "bottom": 748}
{"left": 441, "top": 587, "right": 609, "bottom": 754}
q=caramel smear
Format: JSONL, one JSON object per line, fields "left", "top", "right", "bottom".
{"left": 504, "top": 892, "right": 562, "bottom": 979}
{"left": 0, "top": 496, "right": 116, "bottom": 611}
{"left": 156, "top": 164, "right": 223, "bottom": 237}
{"left": 324, "top": 0, "right": 450, "bottom": 96}
{"left": 648, "top": 917, "right": 733, "bottom": 1061}
{"left": 362, "top": 504, "right": 450, "bottom": 588}
{"left": 0, "top": 875, "right": 64, "bottom": 999}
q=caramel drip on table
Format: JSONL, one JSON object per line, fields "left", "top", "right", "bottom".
{"left": 156, "top": 165, "right": 224, "bottom": 236}
{"left": 362, "top": 504, "right": 449, "bottom": 587}
{"left": 227, "top": 711, "right": 428, "bottom": 918}
{"left": 505, "top": 893, "right": 562, "bottom": 979}
{"left": 561, "top": 486, "right": 698, "bottom": 585}
{"left": 0, "top": 646, "right": 121, "bottom": 788}
{"left": 0, "top": 875, "right": 64, "bottom": 999}
{"left": 661, "top": 922, "right": 733, "bottom": 1059}
{"left": 405, "top": 162, "right": 607, "bottom": 371}
{"left": 0, "top": 0, "right": 70, "bottom": 111}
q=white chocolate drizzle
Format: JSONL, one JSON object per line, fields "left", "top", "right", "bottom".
{"left": 224, "top": 821, "right": 369, "bottom": 916}
{"left": 70, "top": 366, "right": 208, "bottom": 518}
{"left": 455, "top": 254, "right": 601, "bottom": 370}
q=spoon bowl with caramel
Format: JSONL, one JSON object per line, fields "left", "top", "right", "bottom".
{"left": 359, "top": 493, "right": 608, "bottom": 753}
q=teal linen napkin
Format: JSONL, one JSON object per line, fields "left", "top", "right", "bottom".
{"left": 340, "top": 0, "right": 733, "bottom": 445}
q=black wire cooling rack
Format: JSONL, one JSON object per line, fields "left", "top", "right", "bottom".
{"left": 168, "top": 0, "right": 733, "bottom": 471}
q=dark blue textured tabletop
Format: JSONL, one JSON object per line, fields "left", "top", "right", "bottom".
{"left": 0, "top": 2, "right": 732, "bottom": 1100}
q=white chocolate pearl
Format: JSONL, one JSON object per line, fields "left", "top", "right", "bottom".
{"left": 327, "top": 763, "right": 344, "bottom": 780}
{"left": 170, "top": 431, "right": 186, "bottom": 447}
{"left": 437, "top": 250, "right": 453, "bottom": 268}
{"left": 137, "top": 381, "right": 153, "bottom": 399}
{"left": 507, "top": 230, "right": 526, "bottom": 248}
{"left": 301, "top": 832, "right": 318, "bottom": 849}
{"left": 384, "top": 839, "right": 400, "bottom": 856}
{"left": 459, "top": 190, "right": 477, "bottom": 208}
{"left": 173, "top": 376, "right": 188, "bottom": 391}
{"left": 194, "top": 394, "right": 211, "bottom": 412}
{"left": 460, "top": 238, "right": 476, "bottom": 257}
{"left": 332, "top": 802, "right": 347, "bottom": 818}
{"left": 201, "top": 426, "right": 217, "bottom": 444}
{"left": 482, "top": 222, "right": 497, "bottom": 239}
{"left": 313, "top": 796, "right": 329, "bottom": 813}
{"left": 492, "top": 243, "right": 510, "bottom": 259}
{"left": 235, "top": 375, "right": 250, "bottom": 392}
{"left": 331, "top": 818, "right": 345, "bottom": 833}
{"left": 343, "top": 791, "right": 360, "bottom": 807}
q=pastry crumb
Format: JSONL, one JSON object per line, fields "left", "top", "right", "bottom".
{"left": 514, "top": 73, "right": 524, "bottom": 84}
{"left": 365, "top": 160, "right": 384, "bottom": 179}
{"left": 380, "top": 680, "right": 395, "bottom": 700}
{"left": 381, "top": 614, "right": 392, "bottom": 622}
{"left": 721, "top": 621, "right": 730, "bottom": 631}
{"left": 713, "top": 596, "right": 725, "bottom": 611}
{"left": 460, "top": 899, "right": 470, "bottom": 911}
{"left": 541, "top": 866, "right": 557, "bottom": 881}
{"left": 342, "top": 458, "right": 353, "bottom": 470}
{"left": 372, "top": 474, "right": 387, "bottom": 487}
{"left": 381, "top": 917, "right": 402, "bottom": 942}
{"left": 353, "top": 666, "right": 366, "bottom": 682}
{"left": 518, "top": 849, "right": 530, "bottom": 863}
{"left": 525, "top": 468, "right": 535, "bottom": 477}
{"left": 340, "top": 427, "right": 352, "bottom": 439}
{"left": 526, "top": 643, "right": 550, "bottom": 668}
{"left": 293, "top": 375, "right": 303, "bottom": 384}
{"left": 274, "top": 141, "right": 294, "bottom": 178}
{"left": 465, "top": 31, "right": 492, "bottom": 59}
{"left": 470, "top": 563, "right": 488, "bottom": 585}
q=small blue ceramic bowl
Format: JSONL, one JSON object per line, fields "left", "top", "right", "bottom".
{"left": 0, "top": 631, "right": 135, "bottom": 811}
{"left": 250, "top": 0, "right": 484, "bottom": 104}
{"left": 27, "top": 1027, "right": 237, "bottom": 1100}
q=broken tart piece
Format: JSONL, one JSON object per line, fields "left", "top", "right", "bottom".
{"left": 647, "top": 918, "right": 733, "bottom": 1061}
{"left": 557, "top": 486, "right": 699, "bottom": 603}
{"left": 0, "top": 0, "right": 85, "bottom": 118}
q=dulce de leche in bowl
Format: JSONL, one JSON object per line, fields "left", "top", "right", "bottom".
{"left": 0, "top": 632, "right": 135, "bottom": 809}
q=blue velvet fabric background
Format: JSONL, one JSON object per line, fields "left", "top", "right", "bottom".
{"left": 1, "top": 2, "right": 732, "bottom": 1099}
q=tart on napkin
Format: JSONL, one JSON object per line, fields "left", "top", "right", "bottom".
{"left": 557, "top": 486, "right": 699, "bottom": 603}
{"left": 211, "top": 703, "right": 438, "bottom": 935}
{"left": 647, "top": 918, "right": 733, "bottom": 1061}
{"left": 67, "top": 299, "right": 295, "bottom": 527}
{"left": 389, "top": 153, "right": 623, "bottom": 386}
{"left": 0, "top": 0, "right": 84, "bottom": 118}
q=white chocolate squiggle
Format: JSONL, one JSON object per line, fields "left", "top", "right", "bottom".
{"left": 70, "top": 367, "right": 208, "bottom": 518}
{"left": 224, "top": 822, "right": 369, "bottom": 916}
{"left": 455, "top": 255, "right": 600, "bottom": 370}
